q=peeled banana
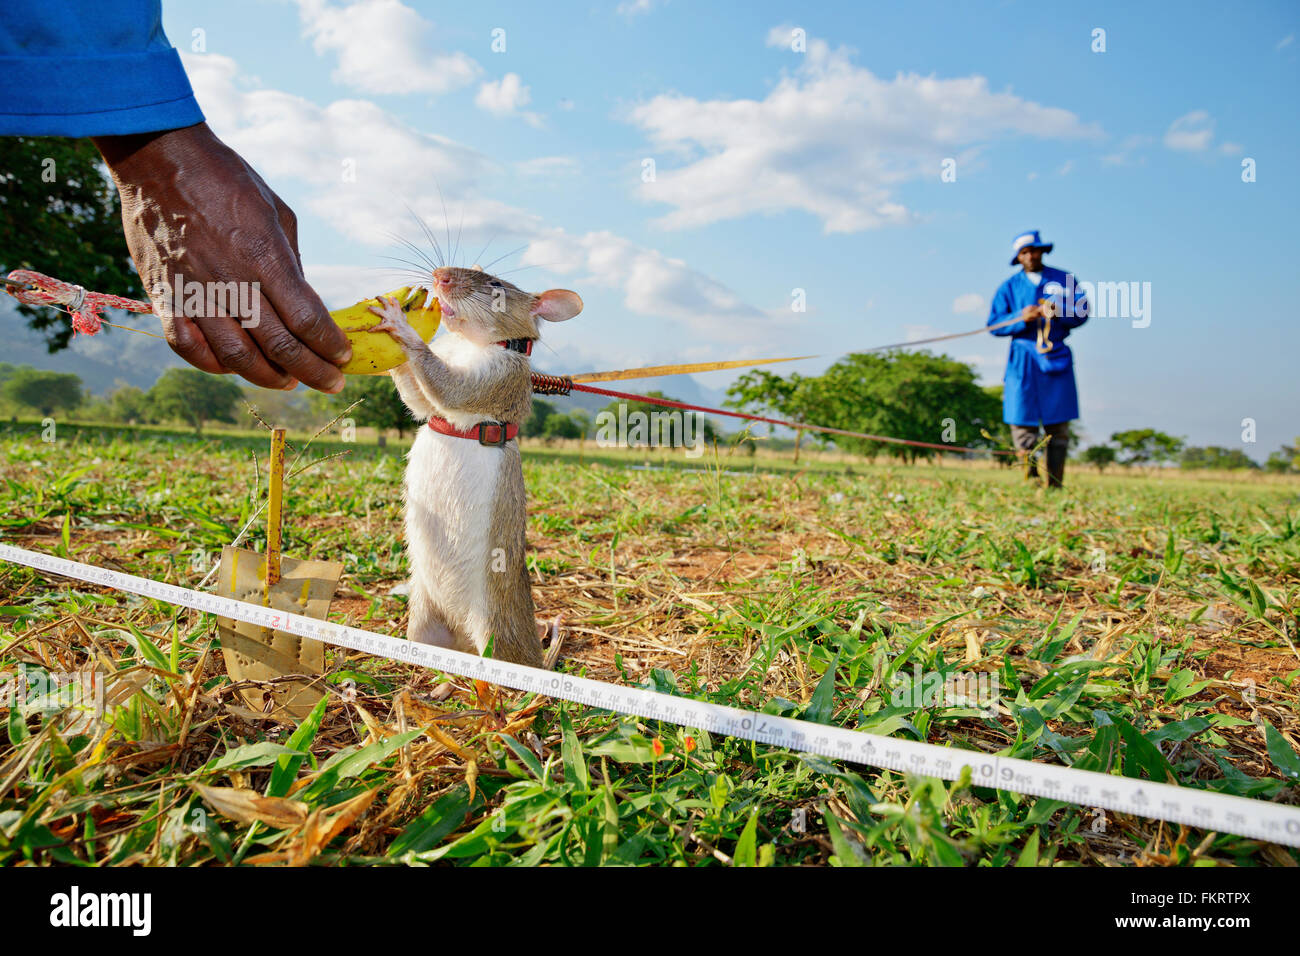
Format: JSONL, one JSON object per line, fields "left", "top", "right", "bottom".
{"left": 330, "top": 286, "right": 441, "bottom": 375}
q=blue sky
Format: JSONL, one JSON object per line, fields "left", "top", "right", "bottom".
{"left": 26, "top": 0, "right": 1300, "bottom": 456}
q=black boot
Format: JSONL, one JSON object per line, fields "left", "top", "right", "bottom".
{"left": 1046, "top": 441, "right": 1068, "bottom": 488}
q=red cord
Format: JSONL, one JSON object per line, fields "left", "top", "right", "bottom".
{"left": 541, "top": 377, "right": 1013, "bottom": 457}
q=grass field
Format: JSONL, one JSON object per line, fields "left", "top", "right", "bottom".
{"left": 1, "top": 419, "right": 1298, "bottom": 866}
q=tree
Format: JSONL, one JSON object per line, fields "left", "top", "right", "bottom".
{"left": 1, "top": 367, "right": 82, "bottom": 416}
{"left": 0, "top": 137, "right": 144, "bottom": 350}
{"left": 521, "top": 398, "right": 556, "bottom": 438}
{"left": 1179, "top": 446, "right": 1259, "bottom": 471}
{"left": 1110, "top": 428, "right": 1185, "bottom": 466}
{"left": 725, "top": 369, "right": 808, "bottom": 430}
{"left": 1081, "top": 444, "right": 1117, "bottom": 472}
{"left": 728, "top": 351, "right": 1003, "bottom": 463}
{"left": 146, "top": 368, "right": 242, "bottom": 434}
{"left": 1263, "top": 438, "right": 1298, "bottom": 474}
{"left": 313, "top": 375, "right": 418, "bottom": 438}
{"left": 542, "top": 409, "right": 589, "bottom": 441}
{"left": 596, "top": 391, "right": 719, "bottom": 450}
{"left": 106, "top": 383, "right": 155, "bottom": 424}
{"left": 238, "top": 385, "right": 316, "bottom": 430}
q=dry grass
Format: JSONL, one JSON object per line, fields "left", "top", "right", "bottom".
{"left": 0, "top": 422, "right": 1297, "bottom": 866}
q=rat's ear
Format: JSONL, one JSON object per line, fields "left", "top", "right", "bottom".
{"left": 530, "top": 289, "right": 583, "bottom": 323}
{"left": 470, "top": 264, "right": 483, "bottom": 272}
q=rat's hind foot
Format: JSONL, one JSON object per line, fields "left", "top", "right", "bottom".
{"left": 538, "top": 614, "right": 565, "bottom": 670}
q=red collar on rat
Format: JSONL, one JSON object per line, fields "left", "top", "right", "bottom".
{"left": 424, "top": 340, "right": 530, "bottom": 444}
{"left": 427, "top": 417, "right": 519, "bottom": 447}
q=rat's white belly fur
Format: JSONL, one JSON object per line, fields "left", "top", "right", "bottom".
{"left": 404, "top": 426, "right": 499, "bottom": 649}
{"left": 401, "top": 333, "right": 505, "bottom": 650}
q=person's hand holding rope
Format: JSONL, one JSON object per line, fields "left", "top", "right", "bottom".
{"left": 92, "top": 123, "right": 352, "bottom": 393}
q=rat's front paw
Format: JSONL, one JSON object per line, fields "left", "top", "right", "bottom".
{"left": 365, "top": 296, "right": 423, "bottom": 348}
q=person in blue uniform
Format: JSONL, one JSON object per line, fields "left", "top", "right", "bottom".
{"left": 987, "top": 230, "right": 1089, "bottom": 487}
{"left": 0, "top": 1, "right": 351, "bottom": 393}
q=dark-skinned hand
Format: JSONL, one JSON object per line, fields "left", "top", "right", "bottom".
{"left": 92, "top": 122, "right": 351, "bottom": 392}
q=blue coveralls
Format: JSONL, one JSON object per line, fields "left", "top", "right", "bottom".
{"left": 0, "top": 1, "right": 203, "bottom": 136}
{"left": 987, "top": 265, "right": 1089, "bottom": 426}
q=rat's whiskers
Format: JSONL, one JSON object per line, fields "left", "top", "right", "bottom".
{"left": 481, "top": 243, "right": 530, "bottom": 273}
{"left": 402, "top": 201, "right": 447, "bottom": 268}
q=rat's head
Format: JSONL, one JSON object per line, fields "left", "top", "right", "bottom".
{"left": 430, "top": 265, "right": 582, "bottom": 346}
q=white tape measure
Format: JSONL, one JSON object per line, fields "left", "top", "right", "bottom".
{"left": 2, "top": 542, "right": 1298, "bottom": 848}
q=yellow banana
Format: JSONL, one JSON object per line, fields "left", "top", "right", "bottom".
{"left": 330, "top": 286, "right": 441, "bottom": 375}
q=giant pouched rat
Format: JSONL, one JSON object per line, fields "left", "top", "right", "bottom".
{"left": 364, "top": 265, "right": 582, "bottom": 668}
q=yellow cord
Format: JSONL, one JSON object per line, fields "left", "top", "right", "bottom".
{"left": 43, "top": 302, "right": 167, "bottom": 340}
{"left": 102, "top": 321, "right": 165, "bottom": 340}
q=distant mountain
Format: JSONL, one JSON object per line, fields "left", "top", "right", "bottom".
{"left": 0, "top": 299, "right": 182, "bottom": 395}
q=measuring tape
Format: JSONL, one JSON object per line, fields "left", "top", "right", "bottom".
{"left": 2, "top": 542, "right": 1298, "bottom": 848}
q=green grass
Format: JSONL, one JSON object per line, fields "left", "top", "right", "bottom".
{"left": 0, "top": 421, "right": 1297, "bottom": 866}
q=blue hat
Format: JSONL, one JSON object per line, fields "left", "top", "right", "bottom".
{"left": 1010, "top": 229, "right": 1053, "bottom": 265}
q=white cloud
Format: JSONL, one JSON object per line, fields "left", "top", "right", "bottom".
{"left": 183, "top": 52, "right": 774, "bottom": 351}
{"left": 1164, "top": 110, "right": 1214, "bottom": 152}
{"left": 625, "top": 28, "right": 1101, "bottom": 233}
{"left": 1278, "top": 34, "right": 1294, "bottom": 51}
{"left": 1101, "top": 133, "right": 1152, "bottom": 166}
{"left": 293, "top": 0, "right": 480, "bottom": 95}
{"left": 1219, "top": 141, "right": 1243, "bottom": 156}
{"left": 617, "top": 0, "right": 659, "bottom": 16}
{"left": 475, "top": 73, "right": 543, "bottom": 127}
{"left": 519, "top": 230, "right": 776, "bottom": 342}
{"left": 952, "top": 293, "right": 985, "bottom": 315}
{"left": 183, "top": 53, "right": 488, "bottom": 248}
{"left": 304, "top": 264, "right": 394, "bottom": 308}
{"left": 1057, "top": 160, "right": 1073, "bottom": 175}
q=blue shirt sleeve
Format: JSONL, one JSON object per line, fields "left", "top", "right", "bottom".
{"left": 0, "top": 0, "right": 204, "bottom": 137}
{"left": 987, "top": 277, "right": 1027, "bottom": 336}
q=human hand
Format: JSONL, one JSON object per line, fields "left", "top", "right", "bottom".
{"left": 1019, "top": 304, "right": 1042, "bottom": 325}
{"left": 92, "top": 123, "right": 351, "bottom": 392}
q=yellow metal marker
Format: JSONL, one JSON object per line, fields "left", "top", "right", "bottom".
{"left": 266, "top": 427, "right": 286, "bottom": 592}
{"left": 213, "top": 426, "right": 341, "bottom": 719}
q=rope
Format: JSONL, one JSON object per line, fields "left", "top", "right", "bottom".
{"left": 530, "top": 372, "right": 575, "bottom": 395}
{"left": 532, "top": 375, "right": 1014, "bottom": 457}
{"left": 1036, "top": 299, "right": 1055, "bottom": 354}
{"left": 567, "top": 317, "right": 1027, "bottom": 384}
{"left": 572, "top": 354, "right": 817, "bottom": 384}
{"left": 5, "top": 269, "right": 155, "bottom": 337}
